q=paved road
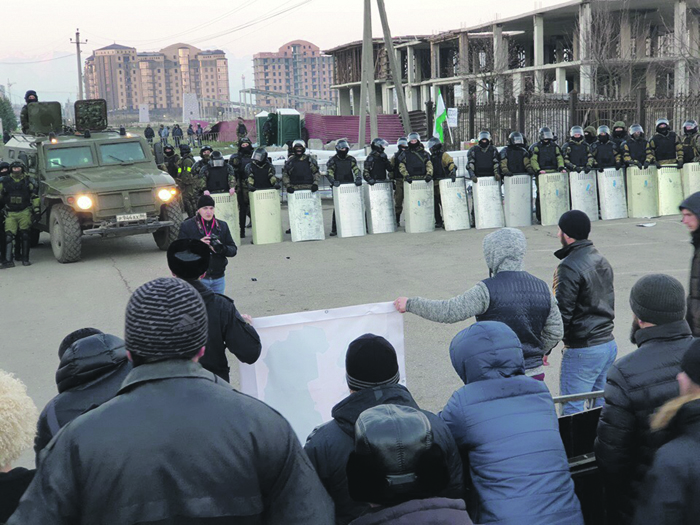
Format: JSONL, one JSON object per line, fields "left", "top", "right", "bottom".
{"left": 2, "top": 206, "right": 690, "bottom": 467}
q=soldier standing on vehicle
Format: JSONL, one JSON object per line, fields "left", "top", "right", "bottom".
{"left": 176, "top": 144, "right": 202, "bottom": 218}
{"left": 390, "top": 137, "right": 409, "bottom": 225}
{"left": 326, "top": 139, "right": 362, "bottom": 236}
{"left": 230, "top": 137, "right": 255, "bottom": 239}
{"left": 561, "top": 126, "right": 593, "bottom": 174}
{"left": 0, "top": 162, "right": 9, "bottom": 265}
{"left": 19, "top": 90, "right": 38, "bottom": 134}
{"left": 192, "top": 146, "right": 213, "bottom": 176}
{"left": 428, "top": 137, "right": 456, "bottom": 229}
{"left": 201, "top": 151, "right": 236, "bottom": 196}
{"left": 650, "top": 118, "right": 683, "bottom": 167}
{"left": 144, "top": 124, "right": 155, "bottom": 145}
{"left": 0, "top": 161, "right": 40, "bottom": 268}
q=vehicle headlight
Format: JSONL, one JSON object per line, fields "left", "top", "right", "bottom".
{"left": 158, "top": 188, "right": 176, "bottom": 201}
{"left": 76, "top": 195, "right": 93, "bottom": 210}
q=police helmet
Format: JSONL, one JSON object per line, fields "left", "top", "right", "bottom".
{"left": 427, "top": 137, "right": 442, "bottom": 153}
{"left": 292, "top": 139, "right": 306, "bottom": 154}
{"left": 597, "top": 125, "right": 611, "bottom": 137}
{"left": 0, "top": 161, "right": 9, "bottom": 174}
{"left": 407, "top": 132, "right": 421, "bottom": 144}
{"left": 238, "top": 136, "right": 252, "bottom": 147}
{"left": 656, "top": 118, "right": 670, "bottom": 134}
{"left": 164, "top": 145, "right": 175, "bottom": 155}
{"left": 684, "top": 120, "right": 698, "bottom": 135}
{"left": 539, "top": 127, "right": 554, "bottom": 141}
{"left": 569, "top": 126, "right": 584, "bottom": 139}
{"left": 478, "top": 131, "right": 492, "bottom": 144}
{"left": 397, "top": 137, "right": 408, "bottom": 149}
{"left": 371, "top": 138, "right": 389, "bottom": 152}
{"left": 629, "top": 124, "right": 644, "bottom": 137}
{"left": 179, "top": 144, "right": 191, "bottom": 155}
{"left": 252, "top": 148, "right": 268, "bottom": 164}
{"left": 9, "top": 160, "right": 25, "bottom": 172}
{"left": 336, "top": 139, "right": 350, "bottom": 152}
{"left": 210, "top": 151, "right": 225, "bottom": 168}
{"left": 508, "top": 132, "right": 525, "bottom": 146}
{"left": 200, "top": 145, "right": 213, "bottom": 156}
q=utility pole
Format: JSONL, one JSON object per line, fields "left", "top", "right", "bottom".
{"left": 6, "top": 79, "right": 15, "bottom": 103}
{"left": 376, "top": 0, "right": 412, "bottom": 135}
{"left": 70, "top": 29, "right": 87, "bottom": 100}
{"left": 358, "top": 0, "right": 378, "bottom": 147}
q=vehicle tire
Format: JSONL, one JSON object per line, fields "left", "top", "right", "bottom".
{"left": 153, "top": 198, "right": 184, "bottom": 250}
{"left": 49, "top": 204, "right": 82, "bottom": 263}
{"left": 29, "top": 228, "right": 40, "bottom": 247}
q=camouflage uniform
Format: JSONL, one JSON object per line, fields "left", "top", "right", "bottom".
{"left": 176, "top": 153, "right": 203, "bottom": 218}
{"left": 191, "top": 157, "right": 210, "bottom": 177}
{"left": 246, "top": 161, "right": 278, "bottom": 190}
{"left": 389, "top": 150, "right": 407, "bottom": 220}
{"left": 682, "top": 134, "right": 700, "bottom": 164}
{"left": 561, "top": 140, "right": 593, "bottom": 173}
{"left": 398, "top": 145, "right": 433, "bottom": 182}
{"left": 326, "top": 152, "right": 362, "bottom": 235}
{"left": 0, "top": 164, "right": 40, "bottom": 268}
{"left": 282, "top": 154, "right": 320, "bottom": 191}
{"left": 622, "top": 137, "right": 654, "bottom": 168}
{"left": 158, "top": 152, "right": 180, "bottom": 179}
{"left": 650, "top": 132, "right": 683, "bottom": 166}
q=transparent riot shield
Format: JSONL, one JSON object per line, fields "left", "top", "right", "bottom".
{"left": 569, "top": 170, "right": 599, "bottom": 222}
{"left": 626, "top": 166, "right": 658, "bottom": 218}
{"left": 287, "top": 190, "right": 325, "bottom": 242}
{"left": 404, "top": 180, "right": 435, "bottom": 233}
{"left": 657, "top": 166, "right": 684, "bottom": 216}
{"left": 439, "top": 178, "right": 471, "bottom": 231}
{"left": 364, "top": 181, "right": 396, "bottom": 234}
{"left": 211, "top": 192, "right": 240, "bottom": 246}
{"left": 333, "top": 184, "right": 366, "bottom": 238}
{"left": 473, "top": 176, "right": 505, "bottom": 230}
{"left": 249, "top": 189, "right": 283, "bottom": 245}
{"left": 504, "top": 174, "right": 533, "bottom": 227}
{"left": 538, "top": 172, "right": 571, "bottom": 226}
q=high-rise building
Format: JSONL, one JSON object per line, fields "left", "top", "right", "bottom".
{"left": 84, "top": 43, "right": 230, "bottom": 114}
{"left": 253, "top": 40, "right": 335, "bottom": 113}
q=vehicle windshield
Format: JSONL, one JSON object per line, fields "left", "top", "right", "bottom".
{"left": 46, "top": 146, "right": 94, "bottom": 169}
{"left": 100, "top": 142, "right": 146, "bottom": 164}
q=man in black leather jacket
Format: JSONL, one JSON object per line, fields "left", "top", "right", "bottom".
{"left": 553, "top": 210, "right": 616, "bottom": 414}
{"left": 595, "top": 274, "right": 693, "bottom": 525}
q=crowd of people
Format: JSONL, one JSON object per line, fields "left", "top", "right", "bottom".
{"left": 3, "top": 189, "right": 700, "bottom": 523}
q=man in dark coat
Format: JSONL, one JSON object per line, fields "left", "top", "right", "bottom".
{"left": 345, "top": 404, "right": 473, "bottom": 525}
{"left": 595, "top": 274, "right": 693, "bottom": 525}
{"left": 144, "top": 124, "right": 155, "bottom": 144}
{"left": 304, "top": 334, "right": 464, "bottom": 525}
{"left": 34, "top": 328, "right": 132, "bottom": 461}
{"left": 178, "top": 195, "right": 237, "bottom": 295}
{"left": 9, "top": 278, "right": 334, "bottom": 524}
{"left": 680, "top": 192, "right": 700, "bottom": 336}
{"left": 554, "top": 210, "right": 616, "bottom": 414}
{"left": 167, "top": 239, "right": 261, "bottom": 382}
{"left": 633, "top": 339, "right": 700, "bottom": 525}
{"left": 440, "top": 321, "right": 583, "bottom": 525}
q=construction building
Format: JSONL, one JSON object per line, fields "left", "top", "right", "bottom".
{"left": 326, "top": 0, "right": 700, "bottom": 114}
{"left": 252, "top": 40, "right": 335, "bottom": 113}
{"left": 84, "top": 43, "right": 230, "bottom": 115}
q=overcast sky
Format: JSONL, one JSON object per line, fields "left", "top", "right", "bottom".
{"left": 0, "top": 0, "right": 566, "bottom": 106}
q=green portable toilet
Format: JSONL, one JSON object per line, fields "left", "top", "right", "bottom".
{"left": 277, "top": 108, "right": 301, "bottom": 146}
{"left": 255, "top": 111, "right": 269, "bottom": 146}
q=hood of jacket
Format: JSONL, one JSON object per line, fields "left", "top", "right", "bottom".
{"left": 651, "top": 393, "right": 700, "bottom": 433}
{"left": 56, "top": 334, "right": 130, "bottom": 393}
{"left": 332, "top": 384, "right": 418, "bottom": 437}
{"left": 680, "top": 192, "right": 700, "bottom": 217}
{"left": 449, "top": 321, "right": 525, "bottom": 384}
{"left": 483, "top": 227, "right": 526, "bottom": 274}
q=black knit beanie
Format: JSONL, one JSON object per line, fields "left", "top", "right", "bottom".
{"left": 682, "top": 339, "right": 700, "bottom": 385}
{"left": 125, "top": 278, "right": 208, "bottom": 360}
{"left": 558, "top": 210, "right": 591, "bottom": 240}
{"left": 167, "top": 239, "right": 211, "bottom": 280}
{"left": 629, "top": 274, "right": 686, "bottom": 325}
{"left": 346, "top": 334, "right": 400, "bottom": 391}
{"left": 197, "top": 195, "right": 215, "bottom": 210}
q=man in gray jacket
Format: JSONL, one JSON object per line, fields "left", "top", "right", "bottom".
{"left": 395, "top": 227, "right": 563, "bottom": 379}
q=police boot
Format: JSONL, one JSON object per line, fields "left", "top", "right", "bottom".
{"left": 2, "top": 233, "right": 14, "bottom": 269}
{"left": 330, "top": 211, "right": 337, "bottom": 236}
{"left": 20, "top": 230, "right": 31, "bottom": 266}
{"left": 0, "top": 229, "right": 5, "bottom": 265}
{"left": 15, "top": 232, "right": 22, "bottom": 261}
{"left": 395, "top": 213, "right": 401, "bottom": 226}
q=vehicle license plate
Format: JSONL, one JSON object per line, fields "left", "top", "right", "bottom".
{"left": 117, "top": 213, "right": 147, "bottom": 222}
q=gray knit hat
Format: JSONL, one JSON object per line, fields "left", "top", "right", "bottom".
{"left": 125, "top": 277, "right": 208, "bottom": 359}
{"left": 629, "top": 274, "right": 686, "bottom": 325}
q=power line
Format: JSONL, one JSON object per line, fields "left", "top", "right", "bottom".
{"left": 0, "top": 54, "right": 73, "bottom": 65}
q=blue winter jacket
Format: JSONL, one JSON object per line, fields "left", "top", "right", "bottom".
{"left": 440, "top": 321, "right": 583, "bottom": 525}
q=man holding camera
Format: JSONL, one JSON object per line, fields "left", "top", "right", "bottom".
{"left": 178, "top": 195, "right": 237, "bottom": 294}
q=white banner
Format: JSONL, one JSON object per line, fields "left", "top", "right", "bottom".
{"left": 241, "top": 302, "right": 406, "bottom": 442}
{"left": 447, "top": 108, "right": 459, "bottom": 128}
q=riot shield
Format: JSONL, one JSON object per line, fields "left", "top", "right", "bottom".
{"left": 439, "top": 178, "right": 471, "bottom": 231}
{"left": 333, "top": 184, "right": 366, "bottom": 238}
{"left": 626, "top": 166, "right": 658, "bottom": 218}
{"left": 250, "top": 189, "right": 283, "bottom": 245}
{"left": 538, "top": 172, "right": 570, "bottom": 226}
{"left": 569, "top": 170, "right": 599, "bottom": 222}
{"left": 682, "top": 162, "right": 700, "bottom": 198}
{"left": 473, "top": 176, "right": 504, "bottom": 230}
{"left": 153, "top": 142, "right": 164, "bottom": 166}
{"left": 364, "top": 181, "right": 396, "bottom": 234}
{"left": 288, "top": 190, "right": 325, "bottom": 242}
{"left": 211, "top": 192, "right": 241, "bottom": 246}
{"left": 504, "top": 174, "right": 532, "bottom": 227}
{"left": 597, "top": 168, "right": 627, "bottom": 220}
{"left": 657, "top": 166, "right": 683, "bottom": 216}
{"left": 404, "top": 180, "right": 435, "bottom": 233}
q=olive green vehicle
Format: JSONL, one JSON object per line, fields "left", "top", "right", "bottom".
{"left": 1, "top": 100, "right": 183, "bottom": 263}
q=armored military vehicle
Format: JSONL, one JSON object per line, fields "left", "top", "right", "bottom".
{"left": 2, "top": 99, "right": 183, "bottom": 263}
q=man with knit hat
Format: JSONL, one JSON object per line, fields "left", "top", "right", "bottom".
{"left": 178, "top": 194, "right": 237, "bottom": 295}
{"left": 304, "top": 333, "right": 463, "bottom": 525}
{"left": 679, "top": 191, "right": 700, "bottom": 336}
{"left": 554, "top": 209, "right": 616, "bottom": 414}
{"left": 167, "top": 238, "right": 261, "bottom": 381}
{"left": 10, "top": 278, "right": 334, "bottom": 525}
{"left": 395, "top": 227, "right": 564, "bottom": 380}
{"left": 633, "top": 339, "right": 700, "bottom": 525}
{"left": 595, "top": 273, "right": 693, "bottom": 525}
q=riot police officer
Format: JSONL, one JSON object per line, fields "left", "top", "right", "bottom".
{"left": 176, "top": 144, "right": 202, "bottom": 219}
{"left": 246, "top": 148, "right": 278, "bottom": 191}
{"left": 650, "top": 118, "right": 683, "bottom": 167}
{"left": 398, "top": 132, "right": 433, "bottom": 184}
{"left": 363, "top": 138, "right": 391, "bottom": 184}
{"left": 201, "top": 151, "right": 236, "bottom": 195}
{"left": 622, "top": 124, "right": 654, "bottom": 169}
{"left": 282, "top": 139, "right": 320, "bottom": 193}
{"left": 499, "top": 132, "right": 533, "bottom": 176}
{"left": 326, "top": 139, "right": 362, "bottom": 236}
{"left": 230, "top": 137, "right": 254, "bottom": 237}
{"left": 390, "top": 137, "right": 409, "bottom": 224}
{"left": 0, "top": 161, "right": 39, "bottom": 268}
{"left": 584, "top": 126, "right": 597, "bottom": 145}
{"left": 611, "top": 121, "right": 629, "bottom": 149}
{"left": 530, "top": 126, "right": 566, "bottom": 222}
{"left": 590, "top": 125, "right": 622, "bottom": 171}
{"left": 467, "top": 131, "right": 499, "bottom": 181}
{"left": 427, "top": 137, "right": 456, "bottom": 228}
{"left": 561, "top": 126, "right": 593, "bottom": 173}
{"left": 158, "top": 145, "right": 179, "bottom": 179}
{"left": 682, "top": 119, "right": 699, "bottom": 165}
{"left": 0, "top": 162, "right": 9, "bottom": 264}
{"left": 192, "top": 145, "right": 213, "bottom": 176}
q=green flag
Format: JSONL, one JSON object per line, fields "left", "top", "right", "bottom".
{"left": 433, "top": 88, "right": 447, "bottom": 142}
